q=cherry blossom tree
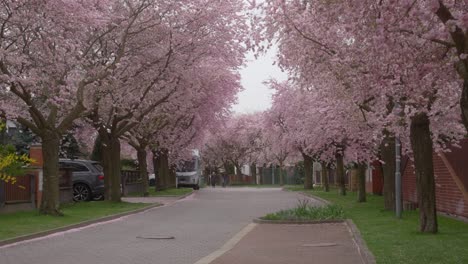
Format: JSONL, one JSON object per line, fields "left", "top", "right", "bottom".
{"left": 254, "top": 0, "right": 467, "bottom": 232}
{"left": 126, "top": 62, "right": 241, "bottom": 194}
{"left": 202, "top": 113, "right": 264, "bottom": 179}
{"left": 0, "top": 0, "right": 143, "bottom": 214}
{"left": 84, "top": 0, "right": 247, "bottom": 201}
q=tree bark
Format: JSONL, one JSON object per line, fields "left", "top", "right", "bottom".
{"left": 161, "top": 149, "right": 171, "bottom": 188}
{"left": 321, "top": 162, "right": 329, "bottom": 192}
{"left": 235, "top": 164, "right": 242, "bottom": 176}
{"left": 357, "top": 163, "right": 367, "bottom": 203}
{"left": 381, "top": 135, "right": 396, "bottom": 211}
{"left": 90, "top": 134, "right": 102, "bottom": 162}
{"left": 410, "top": 113, "right": 438, "bottom": 233}
{"left": 250, "top": 163, "right": 257, "bottom": 184}
{"left": 137, "top": 147, "right": 149, "bottom": 196}
{"left": 461, "top": 79, "right": 468, "bottom": 132}
{"left": 167, "top": 164, "right": 176, "bottom": 188}
{"left": 40, "top": 132, "right": 62, "bottom": 216}
{"left": 258, "top": 166, "right": 263, "bottom": 185}
{"left": 100, "top": 131, "right": 121, "bottom": 202}
{"left": 279, "top": 164, "right": 284, "bottom": 186}
{"left": 303, "top": 153, "right": 313, "bottom": 190}
{"left": 152, "top": 150, "right": 162, "bottom": 191}
{"left": 336, "top": 153, "right": 346, "bottom": 195}
{"left": 154, "top": 150, "right": 167, "bottom": 191}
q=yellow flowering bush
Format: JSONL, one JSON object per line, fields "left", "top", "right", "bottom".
{"left": 0, "top": 121, "right": 35, "bottom": 186}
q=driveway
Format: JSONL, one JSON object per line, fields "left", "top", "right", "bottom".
{"left": 0, "top": 187, "right": 320, "bottom": 264}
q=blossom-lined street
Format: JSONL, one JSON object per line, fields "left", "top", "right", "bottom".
{"left": 0, "top": 188, "right": 330, "bottom": 264}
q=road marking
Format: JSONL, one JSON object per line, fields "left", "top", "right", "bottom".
{"left": 193, "top": 223, "right": 257, "bottom": 264}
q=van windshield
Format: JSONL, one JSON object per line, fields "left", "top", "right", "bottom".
{"left": 177, "top": 160, "right": 196, "bottom": 172}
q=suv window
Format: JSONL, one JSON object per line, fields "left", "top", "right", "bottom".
{"left": 60, "top": 162, "right": 89, "bottom": 172}
{"left": 92, "top": 163, "right": 103, "bottom": 172}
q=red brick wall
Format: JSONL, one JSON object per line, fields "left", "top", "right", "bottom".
{"left": 402, "top": 153, "right": 468, "bottom": 219}
{"left": 367, "top": 161, "right": 383, "bottom": 194}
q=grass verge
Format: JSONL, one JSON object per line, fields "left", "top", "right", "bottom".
{"left": 286, "top": 187, "right": 468, "bottom": 264}
{"left": 261, "top": 200, "right": 344, "bottom": 221}
{"left": 0, "top": 201, "right": 148, "bottom": 241}
{"left": 129, "top": 187, "right": 193, "bottom": 197}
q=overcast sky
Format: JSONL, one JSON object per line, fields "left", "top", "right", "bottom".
{"left": 231, "top": 46, "right": 288, "bottom": 114}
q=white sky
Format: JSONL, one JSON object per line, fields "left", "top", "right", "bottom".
{"left": 231, "top": 46, "right": 288, "bottom": 114}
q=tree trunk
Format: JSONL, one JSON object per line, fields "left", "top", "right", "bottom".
{"left": 137, "top": 147, "right": 149, "bottom": 197}
{"left": 381, "top": 135, "right": 396, "bottom": 211}
{"left": 101, "top": 140, "right": 111, "bottom": 200}
{"left": 154, "top": 150, "right": 167, "bottom": 190}
{"left": 152, "top": 150, "right": 162, "bottom": 191}
{"left": 40, "top": 132, "right": 62, "bottom": 216}
{"left": 100, "top": 131, "right": 121, "bottom": 202}
{"left": 161, "top": 149, "right": 171, "bottom": 188}
{"left": 410, "top": 113, "right": 438, "bottom": 233}
{"left": 258, "top": 166, "right": 263, "bottom": 185}
{"left": 461, "top": 79, "right": 468, "bottom": 132}
{"left": 357, "top": 163, "right": 367, "bottom": 203}
{"left": 321, "top": 162, "right": 329, "bottom": 192}
{"left": 90, "top": 134, "right": 102, "bottom": 162}
{"left": 336, "top": 153, "right": 346, "bottom": 195}
{"left": 250, "top": 163, "right": 257, "bottom": 184}
{"left": 236, "top": 164, "right": 242, "bottom": 176}
{"left": 303, "top": 153, "right": 313, "bottom": 190}
{"left": 279, "top": 164, "right": 284, "bottom": 186}
{"left": 167, "top": 164, "right": 176, "bottom": 188}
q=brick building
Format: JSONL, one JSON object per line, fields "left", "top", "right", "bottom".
{"left": 402, "top": 139, "right": 468, "bottom": 219}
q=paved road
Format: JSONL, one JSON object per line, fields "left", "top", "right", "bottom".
{"left": 0, "top": 188, "right": 321, "bottom": 264}
{"left": 211, "top": 223, "right": 365, "bottom": 264}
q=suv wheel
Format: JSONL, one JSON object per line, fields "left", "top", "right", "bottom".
{"left": 73, "top": 183, "right": 91, "bottom": 201}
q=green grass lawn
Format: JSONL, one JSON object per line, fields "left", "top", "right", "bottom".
{"left": 286, "top": 187, "right": 468, "bottom": 264}
{"left": 129, "top": 187, "right": 193, "bottom": 197}
{"left": 0, "top": 201, "right": 149, "bottom": 241}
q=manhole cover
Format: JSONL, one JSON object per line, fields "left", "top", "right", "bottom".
{"left": 136, "top": 236, "right": 175, "bottom": 240}
{"left": 301, "top": 243, "right": 337, "bottom": 247}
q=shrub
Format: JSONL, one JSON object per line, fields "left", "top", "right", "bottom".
{"left": 261, "top": 200, "right": 344, "bottom": 221}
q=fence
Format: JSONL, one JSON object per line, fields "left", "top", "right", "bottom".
{"left": 260, "top": 166, "right": 303, "bottom": 185}
{"left": 121, "top": 170, "right": 143, "bottom": 196}
{"left": 0, "top": 174, "right": 36, "bottom": 213}
{"left": 5, "top": 174, "right": 34, "bottom": 203}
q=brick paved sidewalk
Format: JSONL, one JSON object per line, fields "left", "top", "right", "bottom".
{"left": 210, "top": 223, "right": 367, "bottom": 264}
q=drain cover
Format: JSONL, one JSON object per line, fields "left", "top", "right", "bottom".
{"left": 301, "top": 243, "right": 337, "bottom": 247}
{"left": 136, "top": 236, "right": 175, "bottom": 240}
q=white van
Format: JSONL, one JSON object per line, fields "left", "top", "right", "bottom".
{"left": 176, "top": 151, "right": 201, "bottom": 190}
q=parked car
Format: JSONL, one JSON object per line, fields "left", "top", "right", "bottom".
{"left": 59, "top": 159, "right": 105, "bottom": 202}
{"left": 149, "top": 173, "right": 155, "bottom": 186}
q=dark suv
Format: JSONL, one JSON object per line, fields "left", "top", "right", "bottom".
{"left": 59, "top": 159, "right": 105, "bottom": 201}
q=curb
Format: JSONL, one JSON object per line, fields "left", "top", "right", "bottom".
{"left": 160, "top": 190, "right": 195, "bottom": 199}
{"left": 277, "top": 190, "right": 376, "bottom": 264}
{"left": 297, "top": 191, "right": 331, "bottom": 205}
{"left": 126, "top": 190, "right": 194, "bottom": 199}
{"left": 0, "top": 203, "right": 162, "bottom": 247}
{"left": 253, "top": 218, "right": 345, "bottom": 224}
{"left": 346, "top": 219, "right": 376, "bottom": 264}
{"left": 280, "top": 188, "right": 331, "bottom": 205}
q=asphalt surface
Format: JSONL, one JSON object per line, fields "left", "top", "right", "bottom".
{"left": 211, "top": 223, "right": 365, "bottom": 264}
{"left": 0, "top": 187, "right": 321, "bottom": 264}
